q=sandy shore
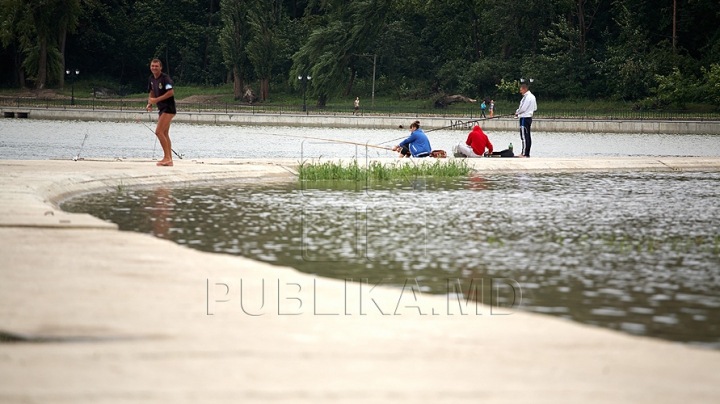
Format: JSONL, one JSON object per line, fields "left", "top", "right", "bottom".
{"left": 1, "top": 157, "right": 720, "bottom": 403}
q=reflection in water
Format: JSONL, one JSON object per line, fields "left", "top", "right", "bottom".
{"left": 148, "top": 187, "right": 173, "bottom": 239}
{"left": 62, "top": 172, "right": 720, "bottom": 348}
{"left": 467, "top": 174, "right": 488, "bottom": 190}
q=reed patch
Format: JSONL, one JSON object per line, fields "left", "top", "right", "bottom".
{"left": 298, "top": 159, "right": 471, "bottom": 181}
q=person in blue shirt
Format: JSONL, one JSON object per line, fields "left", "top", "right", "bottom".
{"left": 392, "top": 120, "right": 432, "bottom": 158}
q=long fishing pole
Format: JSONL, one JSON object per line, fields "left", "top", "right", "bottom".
{"left": 72, "top": 132, "right": 89, "bottom": 161}
{"left": 427, "top": 113, "right": 512, "bottom": 132}
{"left": 262, "top": 132, "right": 393, "bottom": 150}
{"left": 378, "top": 114, "right": 512, "bottom": 146}
{"left": 134, "top": 118, "right": 184, "bottom": 159}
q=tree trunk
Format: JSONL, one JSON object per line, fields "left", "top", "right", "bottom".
{"left": 36, "top": 37, "right": 48, "bottom": 90}
{"left": 343, "top": 67, "right": 356, "bottom": 96}
{"left": 14, "top": 48, "right": 26, "bottom": 88}
{"left": 203, "top": 0, "right": 215, "bottom": 72}
{"left": 472, "top": 18, "right": 481, "bottom": 60}
{"left": 233, "top": 67, "right": 243, "bottom": 100}
{"left": 59, "top": 27, "right": 67, "bottom": 89}
{"left": 576, "top": 0, "right": 586, "bottom": 54}
{"left": 260, "top": 76, "right": 270, "bottom": 101}
{"left": 434, "top": 94, "right": 477, "bottom": 108}
{"left": 672, "top": 0, "right": 677, "bottom": 53}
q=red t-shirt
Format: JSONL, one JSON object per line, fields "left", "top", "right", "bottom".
{"left": 466, "top": 126, "right": 493, "bottom": 155}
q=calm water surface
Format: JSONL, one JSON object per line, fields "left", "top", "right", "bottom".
{"left": 2, "top": 118, "right": 720, "bottom": 159}
{"left": 62, "top": 171, "right": 720, "bottom": 348}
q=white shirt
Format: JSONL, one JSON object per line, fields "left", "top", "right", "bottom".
{"left": 516, "top": 90, "right": 537, "bottom": 118}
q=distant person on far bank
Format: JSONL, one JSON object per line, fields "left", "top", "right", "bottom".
{"left": 455, "top": 125, "right": 493, "bottom": 158}
{"left": 514, "top": 83, "right": 536, "bottom": 158}
{"left": 353, "top": 97, "right": 360, "bottom": 115}
{"left": 146, "top": 58, "right": 176, "bottom": 166}
{"left": 480, "top": 100, "right": 487, "bottom": 118}
{"left": 392, "top": 120, "right": 432, "bottom": 158}
{"left": 489, "top": 100, "right": 495, "bottom": 118}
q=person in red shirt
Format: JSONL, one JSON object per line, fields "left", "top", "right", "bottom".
{"left": 455, "top": 125, "right": 493, "bottom": 157}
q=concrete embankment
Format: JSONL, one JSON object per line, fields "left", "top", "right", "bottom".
{"left": 3, "top": 106, "right": 720, "bottom": 134}
{"left": 1, "top": 158, "right": 720, "bottom": 403}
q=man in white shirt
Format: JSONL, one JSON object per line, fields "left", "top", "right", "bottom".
{"left": 514, "top": 83, "right": 537, "bottom": 157}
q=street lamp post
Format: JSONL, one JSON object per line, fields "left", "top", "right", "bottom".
{"left": 355, "top": 54, "right": 376, "bottom": 107}
{"left": 66, "top": 69, "right": 80, "bottom": 106}
{"left": 298, "top": 74, "right": 311, "bottom": 113}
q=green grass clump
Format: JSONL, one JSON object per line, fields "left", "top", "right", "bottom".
{"left": 298, "top": 159, "right": 471, "bottom": 181}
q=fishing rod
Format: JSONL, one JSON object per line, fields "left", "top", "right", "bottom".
{"left": 427, "top": 114, "right": 512, "bottom": 132}
{"left": 72, "top": 132, "right": 89, "bottom": 161}
{"left": 378, "top": 114, "right": 512, "bottom": 146}
{"left": 262, "top": 132, "right": 393, "bottom": 151}
{"left": 134, "top": 117, "right": 184, "bottom": 159}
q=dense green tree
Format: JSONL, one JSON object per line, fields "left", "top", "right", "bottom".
{"left": 219, "top": 0, "right": 251, "bottom": 99}
{"left": 131, "top": 0, "right": 211, "bottom": 83}
{"left": 2, "top": 0, "right": 719, "bottom": 107}
{"left": 0, "top": 0, "right": 80, "bottom": 89}
{"left": 0, "top": 0, "right": 32, "bottom": 87}
{"left": 601, "top": 2, "right": 659, "bottom": 100}
{"left": 290, "top": 0, "right": 391, "bottom": 106}
{"left": 702, "top": 64, "right": 720, "bottom": 106}
{"left": 372, "top": 19, "right": 432, "bottom": 98}
{"left": 535, "top": 20, "right": 589, "bottom": 99}
{"left": 67, "top": 0, "right": 136, "bottom": 87}
{"left": 247, "top": 0, "right": 285, "bottom": 101}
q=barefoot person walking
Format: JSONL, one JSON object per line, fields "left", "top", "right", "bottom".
{"left": 146, "top": 59, "right": 176, "bottom": 166}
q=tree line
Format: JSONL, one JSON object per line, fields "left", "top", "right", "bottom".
{"left": 1, "top": 0, "right": 719, "bottom": 108}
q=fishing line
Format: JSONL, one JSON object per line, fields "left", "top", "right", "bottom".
{"left": 378, "top": 114, "right": 512, "bottom": 146}
{"left": 260, "top": 132, "right": 393, "bottom": 151}
{"left": 134, "top": 117, "right": 184, "bottom": 159}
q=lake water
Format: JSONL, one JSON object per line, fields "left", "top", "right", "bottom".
{"left": 2, "top": 118, "right": 720, "bottom": 160}
{"left": 5, "top": 118, "right": 720, "bottom": 347}
{"left": 61, "top": 172, "right": 720, "bottom": 349}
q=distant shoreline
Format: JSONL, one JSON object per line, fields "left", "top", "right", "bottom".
{"left": 2, "top": 106, "right": 720, "bottom": 134}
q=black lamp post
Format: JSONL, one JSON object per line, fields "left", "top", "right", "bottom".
{"left": 66, "top": 69, "right": 80, "bottom": 106}
{"left": 298, "top": 74, "right": 311, "bottom": 113}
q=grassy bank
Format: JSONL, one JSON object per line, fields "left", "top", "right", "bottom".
{"left": 298, "top": 159, "right": 471, "bottom": 181}
{"left": 2, "top": 80, "right": 718, "bottom": 119}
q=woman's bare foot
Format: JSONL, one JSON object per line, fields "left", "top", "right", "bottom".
{"left": 156, "top": 160, "right": 174, "bottom": 166}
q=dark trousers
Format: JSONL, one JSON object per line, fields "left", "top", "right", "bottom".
{"left": 519, "top": 117, "right": 532, "bottom": 157}
{"left": 399, "top": 145, "right": 428, "bottom": 158}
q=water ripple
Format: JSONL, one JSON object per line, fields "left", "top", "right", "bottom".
{"left": 62, "top": 171, "right": 720, "bottom": 348}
